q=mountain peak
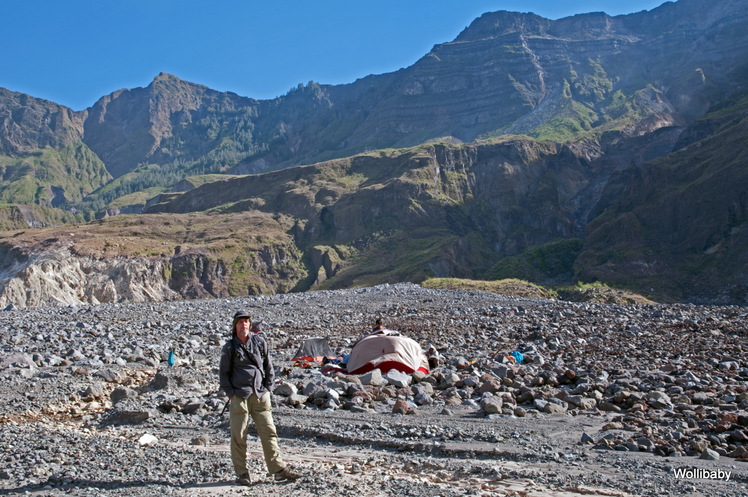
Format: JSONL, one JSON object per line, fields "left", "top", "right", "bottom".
{"left": 153, "top": 72, "right": 180, "bottom": 82}
{"left": 148, "top": 72, "right": 211, "bottom": 95}
{"left": 454, "top": 10, "right": 550, "bottom": 42}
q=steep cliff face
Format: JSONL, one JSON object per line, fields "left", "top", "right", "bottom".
{"left": 0, "top": 88, "right": 84, "bottom": 155}
{"left": 0, "top": 246, "right": 178, "bottom": 308}
{"left": 143, "top": 137, "right": 625, "bottom": 287}
{"left": 83, "top": 73, "right": 236, "bottom": 179}
{"left": 167, "top": 243, "right": 304, "bottom": 298}
{"left": 337, "top": 0, "right": 747, "bottom": 149}
{"left": 138, "top": 106, "right": 748, "bottom": 303}
{"left": 0, "top": 243, "right": 307, "bottom": 308}
{"left": 0, "top": 204, "right": 82, "bottom": 230}
{"left": 577, "top": 91, "right": 748, "bottom": 304}
{"left": 0, "top": 210, "right": 309, "bottom": 308}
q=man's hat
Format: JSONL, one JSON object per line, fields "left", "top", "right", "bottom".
{"left": 232, "top": 310, "right": 251, "bottom": 333}
{"left": 233, "top": 310, "right": 251, "bottom": 320}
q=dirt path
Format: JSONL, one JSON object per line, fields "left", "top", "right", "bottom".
{"left": 179, "top": 441, "right": 637, "bottom": 497}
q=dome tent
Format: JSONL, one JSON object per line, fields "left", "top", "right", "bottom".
{"left": 346, "top": 329, "right": 429, "bottom": 375}
{"left": 291, "top": 337, "right": 337, "bottom": 363}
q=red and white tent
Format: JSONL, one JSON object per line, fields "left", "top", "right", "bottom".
{"left": 346, "top": 330, "right": 429, "bottom": 375}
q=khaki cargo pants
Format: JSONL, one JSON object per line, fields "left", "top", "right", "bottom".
{"left": 229, "top": 392, "right": 286, "bottom": 476}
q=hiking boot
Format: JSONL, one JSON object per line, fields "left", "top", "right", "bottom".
{"left": 273, "top": 467, "right": 300, "bottom": 481}
{"left": 236, "top": 473, "right": 251, "bottom": 486}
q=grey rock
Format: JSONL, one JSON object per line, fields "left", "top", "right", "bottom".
{"left": 692, "top": 391, "right": 710, "bottom": 403}
{"left": 385, "top": 370, "right": 411, "bottom": 387}
{"left": 598, "top": 401, "right": 622, "bottom": 413}
{"left": 81, "top": 383, "right": 105, "bottom": 400}
{"left": 110, "top": 386, "right": 138, "bottom": 404}
{"left": 462, "top": 375, "right": 481, "bottom": 388}
{"left": 647, "top": 391, "right": 673, "bottom": 409}
{"left": 106, "top": 408, "right": 151, "bottom": 425}
{"left": 349, "top": 405, "right": 374, "bottom": 414}
{"left": 491, "top": 364, "right": 511, "bottom": 378}
{"left": 286, "top": 394, "right": 309, "bottom": 407}
{"left": 411, "top": 382, "right": 434, "bottom": 396}
{"left": 182, "top": 399, "right": 204, "bottom": 414}
{"left": 566, "top": 395, "right": 597, "bottom": 410}
{"left": 302, "top": 381, "right": 324, "bottom": 397}
{"left": 94, "top": 368, "right": 124, "bottom": 383}
{"left": 147, "top": 372, "right": 173, "bottom": 390}
{"left": 700, "top": 448, "right": 720, "bottom": 461}
{"left": 438, "top": 372, "right": 460, "bottom": 389}
{"left": 359, "top": 369, "right": 384, "bottom": 386}
{"left": 274, "top": 381, "right": 298, "bottom": 396}
{"left": 191, "top": 434, "right": 210, "bottom": 446}
{"left": 544, "top": 402, "right": 567, "bottom": 414}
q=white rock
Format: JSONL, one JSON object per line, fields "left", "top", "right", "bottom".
{"left": 138, "top": 434, "right": 158, "bottom": 446}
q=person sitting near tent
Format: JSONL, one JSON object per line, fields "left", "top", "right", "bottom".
{"left": 365, "top": 318, "right": 400, "bottom": 339}
{"left": 219, "top": 310, "right": 300, "bottom": 486}
{"left": 350, "top": 318, "right": 401, "bottom": 349}
{"left": 426, "top": 344, "right": 443, "bottom": 370}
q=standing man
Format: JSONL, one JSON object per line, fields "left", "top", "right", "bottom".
{"left": 219, "top": 310, "right": 300, "bottom": 485}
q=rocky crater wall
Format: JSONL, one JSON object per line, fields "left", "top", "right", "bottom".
{"left": 0, "top": 248, "right": 178, "bottom": 308}
{"left": 0, "top": 241, "right": 308, "bottom": 308}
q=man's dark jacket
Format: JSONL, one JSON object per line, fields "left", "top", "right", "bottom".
{"left": 219, "top": 333, "right": 274, "bottom": 399}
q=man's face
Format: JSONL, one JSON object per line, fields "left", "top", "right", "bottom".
{"left": 236, "top": 318, "right": 251, "bottom": 338}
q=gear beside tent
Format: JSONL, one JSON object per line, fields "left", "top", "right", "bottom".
{"left": 291, "top": 337, "right": 337, "bottom": 363}
{"left": 346, "top": 330, "right": 429, "bottom": 375}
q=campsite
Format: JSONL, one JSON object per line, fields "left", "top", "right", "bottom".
{"left": 1, "top": 283, "right": 747, "bottom": 496}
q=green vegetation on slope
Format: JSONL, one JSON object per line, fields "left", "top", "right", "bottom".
{"left": 0, "top": 144, "right": 110, "bottom": 210}
{"left": 484, "top": 238, "right": 584, "bottom": 285}
{"left": 422, "top": 277, "right": 557, "bottom": 300}
{"left": 422, "top": 277, "right": 656, "bottom": 304}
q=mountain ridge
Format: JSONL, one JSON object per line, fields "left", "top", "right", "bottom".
{"left": 1, "top": 0, "right": 747, "bottom": 306}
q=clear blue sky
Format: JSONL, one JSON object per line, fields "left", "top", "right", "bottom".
{"left": 2, "top": 0, "right": 667, "bottom": 111}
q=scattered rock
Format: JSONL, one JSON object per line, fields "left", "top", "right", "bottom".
{"left": 0, "top": 282, "right": 746, "bottom": 497}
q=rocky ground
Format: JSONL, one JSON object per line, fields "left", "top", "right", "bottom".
{"left": 0, "top": 283, "right": 746, "bottom": 497}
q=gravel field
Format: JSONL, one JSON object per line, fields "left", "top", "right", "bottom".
{"left": 1, "top": 283, "right": 746, "bottom": 496}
